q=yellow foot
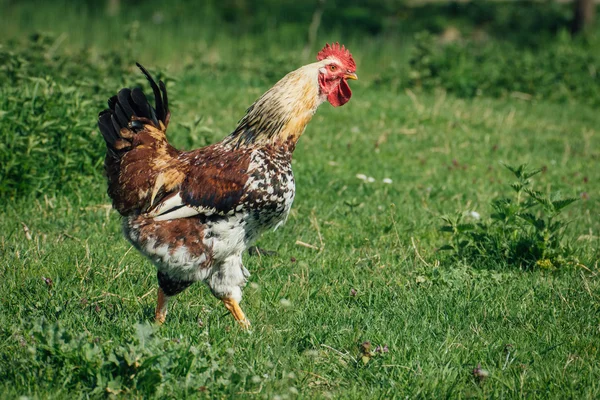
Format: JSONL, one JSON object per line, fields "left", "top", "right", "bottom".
{"left": 155, "top": 313, "right": 166, "bottom": 325}
{"left": 222, "top": 297, "right": 251, "bottom": 329}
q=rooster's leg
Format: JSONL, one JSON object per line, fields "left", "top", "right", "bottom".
{"left": 155, "top": 287, "right": 168, "bottom": 324}
{"left": 155, "top": 272, "right": 194, "bottom": 324}
{"left": 222, "top": 297, "right": 251, "bottom": 328}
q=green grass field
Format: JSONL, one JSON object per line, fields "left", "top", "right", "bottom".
{"left": 1, "top": 1, "right": 600, "bottom": 398}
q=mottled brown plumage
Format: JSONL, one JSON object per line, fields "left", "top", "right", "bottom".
{"left": 98, "top": 45, "right": 357, "bottom": 327}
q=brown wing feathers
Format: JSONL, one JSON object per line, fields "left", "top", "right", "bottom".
{"left": 98, "top": 63, "right": 255, "bottom": 219}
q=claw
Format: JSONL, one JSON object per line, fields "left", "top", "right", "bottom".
{"left": 222, "top": 297, "right": 251, "bottom": 329}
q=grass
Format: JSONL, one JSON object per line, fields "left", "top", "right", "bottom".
{"left": 1, "top": 1, "right": 600, "bottom": 398}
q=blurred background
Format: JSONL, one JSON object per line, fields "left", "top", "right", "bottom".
{"left": 1, "top": 0, "right": 599, "bottom": 103}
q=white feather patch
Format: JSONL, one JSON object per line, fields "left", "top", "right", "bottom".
{"left": 147, "top": 192, "right": 223, "bottom": 221}
{"left": 147, "top": 193, "right": 184, "bottom": 217}
{"left": 153, "top": 205, "right": 200, "bottom": 221}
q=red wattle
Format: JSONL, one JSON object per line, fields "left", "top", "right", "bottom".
{"left": 327, "top": 79, "right": 352, "bottom": 107}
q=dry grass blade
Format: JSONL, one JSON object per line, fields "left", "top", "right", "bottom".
{"left": 21, "top": 223, "right": 32, "bottom": 241}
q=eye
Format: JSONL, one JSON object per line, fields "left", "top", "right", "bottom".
{"left": 329, "top": 65, "right": 337, "bottom": 71}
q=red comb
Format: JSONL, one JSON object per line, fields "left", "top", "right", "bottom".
{"left": 317, "top": 42, "right": 356, "bottom": 70}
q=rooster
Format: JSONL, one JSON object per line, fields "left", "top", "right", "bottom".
{"left": 98, "top": 43, "right": 357, "bottom": 327}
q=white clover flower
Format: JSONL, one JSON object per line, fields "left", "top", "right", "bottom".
{"left": 367, "top": 176, "right": 375, "bottom": 183}
{"left": 469, "top": 211, "right": 481, "bottom": 220}
{"left": 280, "top": 298, "right": 292, "bottom": 307}
{"left": 382, "top": 178, "right": 392, "bottom": 184}
{"left": 356, "top": 174, "right": 367, "bottom": 181}
{"left": 303, "top": 349, "right": 319, "bottom": 357}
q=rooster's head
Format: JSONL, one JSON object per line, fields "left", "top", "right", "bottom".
{"left": 317, "top": 43, "right": 357, "bottom": 107}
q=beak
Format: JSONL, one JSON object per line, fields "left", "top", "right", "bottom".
{"left": 344, "top": 72, "right": 358, "bottom": 80}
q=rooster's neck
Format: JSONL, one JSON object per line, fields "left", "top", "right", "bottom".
{"left": 224, "top": 65, "right": 322, "bottom": 152}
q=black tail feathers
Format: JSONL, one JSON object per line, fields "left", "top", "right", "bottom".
{"left": 98, "top": 63, "right": 170, "bottom": 153}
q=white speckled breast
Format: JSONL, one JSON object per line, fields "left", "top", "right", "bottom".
{"left": 241, "top": 148, "right": 295, "bottom": 238}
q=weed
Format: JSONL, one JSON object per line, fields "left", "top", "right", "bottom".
{"left": 440, "top": 164, "right": 578, "bottom": 269}
{"left": 0, "top": 33, "right": 138, "bottom": 201}
{"left": 2, "top": 318, "right": 249, "bottom": 397}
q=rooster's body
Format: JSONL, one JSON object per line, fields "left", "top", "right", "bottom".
{"left": 98, "top": 44, "right": 357, "bottom": 327}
